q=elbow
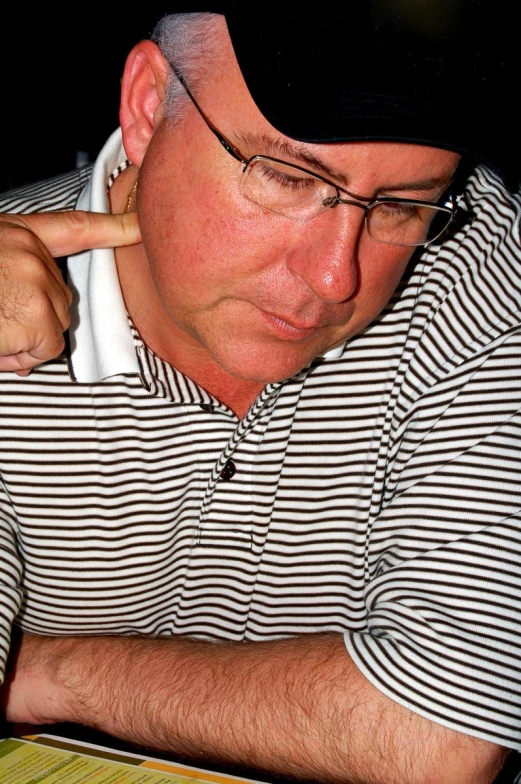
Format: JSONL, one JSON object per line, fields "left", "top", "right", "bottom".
{"left": 399, "top": 737, "right": 509, "bottom": 784}
{"left": 344, "top": 729, "right": 509, "bottom": 784}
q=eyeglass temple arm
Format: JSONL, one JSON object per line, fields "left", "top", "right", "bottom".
{"left": 211, "top": 131, "right": 245, "bottom": 163}
{"left": 170, "top": 63, "right": 246, "bottom": 165}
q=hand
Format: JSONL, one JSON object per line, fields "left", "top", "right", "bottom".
{"left": 1, "top": 631, "right": 66, "bottom": 726}
{"left": 0, "top": 211, "right": 141, "bottom": 376}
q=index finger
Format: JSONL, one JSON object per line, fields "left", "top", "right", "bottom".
{"left": 0, "top": 211, "right": 141, "bottom": 258}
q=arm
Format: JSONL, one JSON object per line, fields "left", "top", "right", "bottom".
{"left": 0, "top": 211, "right": 140, "bottom": 374}
{"left": 2, "top": 631, "right": 507, "bottom": 784}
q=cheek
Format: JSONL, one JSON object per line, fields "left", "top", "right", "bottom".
{"left": 138, "top": 147, "right": 291, "bottom": 303}
{"left": 355, "top": 240, "right": 413, "bottom": 317}
{"left": 374, "top": 251, "right": 411, "bottom": 297}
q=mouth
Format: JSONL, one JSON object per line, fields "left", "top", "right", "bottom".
{"left": 257, "top": 309, "right": 323, "bottom": 341}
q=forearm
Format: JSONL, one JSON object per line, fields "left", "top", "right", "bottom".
{"left": 3, "top": 632, "right": 505, "bottom": 784}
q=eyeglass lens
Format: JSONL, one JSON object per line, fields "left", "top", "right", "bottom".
{"left": 240, "top": 158, "right": 453, "bottom": 247}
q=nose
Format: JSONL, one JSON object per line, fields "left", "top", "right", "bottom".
{"left": 286, "top": 204, "right": 364, "bottom": 304}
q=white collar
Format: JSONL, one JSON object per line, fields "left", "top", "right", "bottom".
{"left": 68, "top": 128, "right": 139, "bottom": 382}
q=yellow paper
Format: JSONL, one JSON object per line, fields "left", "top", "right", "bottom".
{"left": 0, "top": 735, "right": 263, "bottom": 784}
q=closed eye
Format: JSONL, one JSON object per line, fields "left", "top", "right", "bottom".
{"left": 376, "top": 201, "right": 422, "bottom": 219}
{"left": 258, "top": 163, "right": 317, "bottom": 191}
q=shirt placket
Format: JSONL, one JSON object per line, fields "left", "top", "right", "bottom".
{"left": 197, "top": 384, "right": 282, "bottom": 548}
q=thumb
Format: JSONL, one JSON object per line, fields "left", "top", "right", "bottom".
{"left": 1, "top": 211, "right": 141, "bottom": 258}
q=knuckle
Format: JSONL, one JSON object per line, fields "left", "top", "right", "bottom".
{"left": 62, "top": 209, "right": 93, "bottom": 239}
{"left": 46, "top": 331, "right": 66, "bottom": 357}
{"left": 20, "top": 259, "right": 51, "bottom": 288}
{"left": 0, "top": 214, "right": 31, "bottom": 232}
{"left": 0, "top": 250, "right": 54, "bottom": 296}
{"left": 0, "top": 258, "right": 60, "bottom": 317}
{"left": 0, "top": 224, "right": 38, "bottom": 255}
{"left": 58, "top": 301, "right": 71, "bottom": 331}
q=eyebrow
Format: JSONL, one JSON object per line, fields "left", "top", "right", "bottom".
{"left": 234, "top": 131, "right": 454, "bottom": 197}
{"left": 236, "top": 131, "right": 351, "bottom": 184}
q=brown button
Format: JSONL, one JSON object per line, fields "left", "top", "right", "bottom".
{"left": 219, "top": 459, "right": 236, "bottom": 481}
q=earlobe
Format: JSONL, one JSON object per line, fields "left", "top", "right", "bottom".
{"left": 119, "top": 40, "right": 170, "bottom": 167}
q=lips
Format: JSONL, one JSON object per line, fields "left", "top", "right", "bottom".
{"left": 258, "top": 302, "right": 350, "bottom": 332}
{"left": 254, "top": 307, "right": 330, "bottom": 343}
{"left": 266, "top": 313, "right": 320, "bottom": 332}
{"left": 238, "top": 295, "right": 351, "bottom": 342}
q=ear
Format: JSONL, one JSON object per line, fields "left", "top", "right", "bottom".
{"left": 119, "top": 40, "right": 170, "bottom": 167}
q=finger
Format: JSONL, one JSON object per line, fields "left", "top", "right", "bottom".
{"left": 0, "top": 210, "right": 141, "bottom": 259}
{"left": 0, "top": 330, "right": 66, "bottom": 373}
{"left": 0, "top": 348, "right": 63, "bottom": 373}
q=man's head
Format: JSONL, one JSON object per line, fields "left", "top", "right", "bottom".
{"left": 114, "top": 4, "right": 510, "bottom": 402}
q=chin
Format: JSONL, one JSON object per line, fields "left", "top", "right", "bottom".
{"left": 216, "top": 343, "right": 320, "bottom": 385}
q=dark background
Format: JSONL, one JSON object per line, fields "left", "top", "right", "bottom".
{"left": 0, "top": 10, "right": 163, "bottom": 194}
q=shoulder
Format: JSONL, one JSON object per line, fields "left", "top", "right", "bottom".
{"left": 414, "top": 165, "right": 521, "bottom": 335}
{"left": 451, "top": 165, "right": 521, "bottom": 258}
{"left": 464, "top": 165, "right": 521, "bottom": 234}
{"left": 0, "top": 165, "right": 94, "bottom": 214}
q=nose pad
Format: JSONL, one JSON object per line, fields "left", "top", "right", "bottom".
{"left": 288, "top": 205, "right": 363, "bottom": 304}
{"left": 321, "top": 195, "right": 340, "bottom": 209}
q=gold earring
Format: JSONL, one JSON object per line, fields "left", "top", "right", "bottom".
{"left": 124, "top": 174, "right": 139, "bottom": 213}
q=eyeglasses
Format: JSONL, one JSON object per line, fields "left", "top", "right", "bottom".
{"left": 172, "top": 67, "right": 456, "bottom": 248}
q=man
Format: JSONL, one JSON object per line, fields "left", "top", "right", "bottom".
{"left": 0, "top": 3, "right": 520, "bottom": 783}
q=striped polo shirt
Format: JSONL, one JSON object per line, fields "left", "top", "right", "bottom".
{"left": 1, "top": 128, "right": 521, "bottom": 753}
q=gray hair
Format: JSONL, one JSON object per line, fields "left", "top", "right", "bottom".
{"left": 151, "top": 13, "right": 226, "bottom": 124}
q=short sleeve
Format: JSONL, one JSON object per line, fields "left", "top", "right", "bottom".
{"left": 345, "top": 514, "right": 521, "bottom": 749}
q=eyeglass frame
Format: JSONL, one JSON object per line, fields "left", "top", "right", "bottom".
{"left": 169, "top": 65, "right": 457, "bottom": 247}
